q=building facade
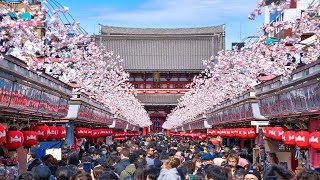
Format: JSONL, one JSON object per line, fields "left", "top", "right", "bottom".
{"left": 96, "top": 25, "right": 225, "bottom": 131}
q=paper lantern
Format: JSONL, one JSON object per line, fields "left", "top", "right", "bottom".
{"left": 56, "top": 126, "right": 66, "bottom": 140}
{"left": 271, "top": 127, "right": 286, "bottom": 141}
{"left": 0, "top": 124, "right": 6, "bottom": 143}
{"left": 89, "top": 129, "right": 99, "bottom": 138}
{"left": 4, "top": 129, "right": 24, "bottom": 150}
{"left": 105, "top": 129, "right": 113, "bottom": 136}
{"left": 263, "top": 127, "right": 273, "bottom": 138}
{"left": 226, "top": 129, "right": 231, "bottom": 137}
{"left": 113, "top": 132, "right": 125, "bottom": 138}
{"left": 295, "top": 131, "right": 310, "bottom": 149}
{"left": 309, "top": 132, "right": 320, "bottom": 150}
{"left": 240, "top": 128, "right": 249, "bottom": 139}
{"left": 74, "top": 128, "right": 86, "bottom": 138}
{"left": 47, "top": 126, "right": 58, "bottom": 140}
{"left": 247, "top": 128, "right": 258, "bottom": 139}
{"left": 282, "top": 131, "right": 296, "bottom": 146}
{"left": 22, "top": 130, "right": 38, "bottom": 148}
{"left": 207, "top": 129, "right": 217, "bottom": 136}
{"left": 33, "top": 125, "right": 49, "bottom": 141}
{"left": 233, "top": 129, "right": 239, "bottom": 137}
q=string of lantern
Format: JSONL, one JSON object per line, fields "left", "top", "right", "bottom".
{"left": 163, "top": 0, "right": 320, "bottom": 129}
{"left": 0, "top": 0, "right": 151, "bottom": 127}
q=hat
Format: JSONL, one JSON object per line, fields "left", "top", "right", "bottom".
{"left": 202, "top": 153, "right": 214, "bottom": 160}
{"left": 244, "top": 170, "right": 261, "bottom": 180}
{"left": 32, "top": 164, "right": 51, "bottom": 179}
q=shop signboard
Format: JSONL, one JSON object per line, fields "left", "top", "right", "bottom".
{"left": 57, "top": 98, "right": 69, "bottom": 117}
{"left": 260, "top": 82, "right": 320, "bottom": 116}
{"left": 77, "top": 104, "right": 111, "bottom": 123}
{"left": 9, "top": 82, "right": 42, "bottom": 112}
{"left": 0, "top": 77, "right": 13, "bottom": 107}
{"left": 38, "top": 92, "right": 60, "bottom": 115}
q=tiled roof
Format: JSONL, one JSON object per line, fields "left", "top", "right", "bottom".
{"left": 100, "top": 25, "right": 225, "bottom": 35}
{"left": 136, "top": 94, "right": 182, "bottom": 105}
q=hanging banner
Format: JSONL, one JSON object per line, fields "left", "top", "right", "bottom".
{"left": 260, "top": 82, "right": 320, "bottom": 116}
{"left": 0, "top": 77, "right": 13, "bottom": 107}
{"left": 9, "top": 82, "right": 42, "bottom": 111}
{"left": 38, "top": 91, "right": 60, "bottom": 115}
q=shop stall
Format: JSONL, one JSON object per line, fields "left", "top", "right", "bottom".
{"left": 255, "top": 59, "right": 320, "bottom": 171}
{"left": 0, "top": 55, "right": 72, "bottom": 175}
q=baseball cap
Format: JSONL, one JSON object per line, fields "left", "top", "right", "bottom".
{"left": 244, "top": 170, "right": 261, "bottom": 180}
{"left": 202, "top": 153, "right": 215, "bottom": 160}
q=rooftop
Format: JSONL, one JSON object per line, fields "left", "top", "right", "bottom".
{"left": 100, "top": 25, "right": 225, "bottom": 36}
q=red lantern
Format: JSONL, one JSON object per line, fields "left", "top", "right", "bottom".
{"left": 211, "top": 139, "right": 221, "bottom": 145}
{"left": 89, "top": 130, "right": 99, "bottom": 138}
{"left": 87, "top": 128, "right": 92, "bottom": 137}
{"left": 47, "top": 126, "right": 58, "bottom": 140}
{"left": 233, "top": 129, "right": 239, "bottom": 137}
{"left": 22, "top": 130, "right": 38, "bottom": 148}
{"left": 226, "top": 129, "right": 231, "bottom": 137}
{"left": 239, "top": 128, "right": 249, "bottom": 139}
{"left": 271, "top": 127, "right": 286, "bottom": 141}
{"left": 75, "top": 128, "right": 85, "bottom": 138}
{"left": 282, "top": 131, "right": 296, "bottom": 146}
{"left": 309, "top": 132, "right": 320, "bottom": 150}
{"left": 4, "top": 129, "right": 24, "bottom": 150}
{"left": 33, "top": 125, "right": 49, "bottom": 141}
{"left": 113, "top": 132, "right": 125, "bottom": 138}
{"left": 263, "top": 127, "right": 273, "bottom": 138}
{"left": 105, "top": 129, "right": 113, "bottom": 136}
{"left": 56, "top": 126, "right": 66, "bottom": 140}
{"left": 295, "top": 131, "right": 310, "bottom": 149}
{"left": 207, "top": 129, "right": 217, "bottom": 136}
{"left": 0, "top": 124, "right": 6, "bottom": 143}
{"left": 247, "top": 128, "right": 258, "bottom": 139}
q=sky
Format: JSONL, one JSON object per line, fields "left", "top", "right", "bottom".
{"left": 55, "top": 0, "right": 265, "bottom": 49}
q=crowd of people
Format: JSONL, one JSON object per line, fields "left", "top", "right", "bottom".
{"left": 20, "top": 136, "right": 320, "bottom": 180}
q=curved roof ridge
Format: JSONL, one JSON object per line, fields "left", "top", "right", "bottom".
{"left": 100, "top": 24, "right": 225, "bottom": 35}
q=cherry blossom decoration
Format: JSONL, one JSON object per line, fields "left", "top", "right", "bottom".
{"left": 0, "top": 0, "right": 151, "bottom": 127}
{"left": 163, "top": 0, "right": 320, "bottom": 130}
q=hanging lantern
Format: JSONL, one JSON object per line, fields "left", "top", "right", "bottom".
{"left": 309, "top": 132, "right": 320, "bottom": 150}
{"left": 247, "top": 128, "right": 258, "bottom": 139}
{"left": 207, "top": 129, "right": 217, "bottom": 136}
{"left": 271, "top": 127, "right": 286, "bottom": 141}
{"left": 0, "top": 124, "right": 6, "bottom": 143}
{"left": 87, "top": 128, "right": 92, "bottom": 137}
{"left": 33, "top": 125, "right": 49, "bottom": 141}
{"left": 89, "top": 129, "right": 99, "bottom": 138}
{"left": 56, "top": 126, "right": 66, "bottom": 140}
{"left": 22, "top": 130, "right": 38, "bottom": 148}
{"left": 240, "top": 128, "right": 249, "bottom": 139}
{"left": 47, "top": 126, "right": 58, "bottom": 140}
{"left": 263, "top": 127, "right": 273, "bottom": 138}
{"left": 282, "top": 131, "right": 296, "bottom": 146}
{"left": 233, "top": 129, "right": 239, "bottom": 137}
{"left": 295, "top": 131, "right": 310, "bottom": 149}
{"left": 105, "top": 129, "right": 113, "bottom": 136}
{"left": 226, "top": 129, "right": 231, "bottom": 137}
{"left": 74, "top": 128, "right": 86, "bottom": 138}
{"left": 4, "top": 127, "right": 24, "bottom": 151}
{"left": 113, "top": 132, "right": 125, "bottom": 138}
